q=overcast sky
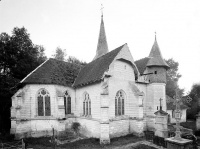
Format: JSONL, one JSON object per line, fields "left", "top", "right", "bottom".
{"left": 0, "top": 0, "right": 200, "bottom": 93}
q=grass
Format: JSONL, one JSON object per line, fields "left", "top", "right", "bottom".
{"left": 24, "top": 134, "right": 144, "bottom": 149}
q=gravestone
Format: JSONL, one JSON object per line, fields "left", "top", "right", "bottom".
{"left": 154, "top": 106, "right": 168, "bottom": 138}
{"left": 165, "top": 137, "right": 192, "bottom": 149}
{"left": 165, "top": 82, "right": 193, "bottom": 149}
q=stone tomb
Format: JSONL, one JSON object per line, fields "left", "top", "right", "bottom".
{"left": 165, "top": 137, "right": 192, "bottom": 149}
{"left": 154, "top": 108, "right": 168, "bottom": 138}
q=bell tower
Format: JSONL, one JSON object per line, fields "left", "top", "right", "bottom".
{"left": 145, "top": 34, "right": 170, "bottom": 119}
{"left": 146, "top": 34, "right": 169, "bottom": 83}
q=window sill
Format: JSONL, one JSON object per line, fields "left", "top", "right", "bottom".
{"left": 65, "top": 113, "right": 75, "bottom": 118}
{"left": 34, "top": 116, "right": 57, "bottom": 120}
{"left": 80, "top": 115, "right": 93, "bottom": 119}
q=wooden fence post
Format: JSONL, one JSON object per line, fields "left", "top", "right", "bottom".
{"left": 22, "top": 139, "right": 25, "bottom": 149}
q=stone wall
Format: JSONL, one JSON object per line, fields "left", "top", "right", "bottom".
{"left": 11, "top": 84, "right": 75, "bottom": 138}
{"left": 75, "top": 83, "right": 101, "bottom": 119}
{"left": 76, "top": 118, "right": 100, "bottom": 138}
{"left": 109, "top": 119, "right": 144, "bottom": 138}
{"left": 11, "top": 118, "right": 75, "bottom": 139}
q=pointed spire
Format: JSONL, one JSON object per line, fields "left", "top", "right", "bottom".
{"left": 149, "top": 34, "right": 162, "bottom": 58}
{"left": 93, "top": 5, "right": 109, "bottom": 60}
{"left": 147, "top": 33, "right": 169, "bottom": 69}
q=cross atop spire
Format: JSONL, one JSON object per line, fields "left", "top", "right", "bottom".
{"left": 155, "top": 31, "right": 157, "bottom": 41}
{"left": 101, "top": 4, "right": 104, "bottom": 17}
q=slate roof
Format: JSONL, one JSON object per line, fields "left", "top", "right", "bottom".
{"left": 147, "top": 39, "right": 169, "bottom": 69}
{"left": 134, "top": 38, "right": 169, "bottom": 74}
{"left": 166, "top": 95, "right": 189, "bottom": 110}
{"left": 21, "top": 58, "right": 81, "bottom": 87}
{"left": 73, "top": 44, "right": 125, "bottom": 87}
{"left": 134, "top": 57, "right": 150, "bottom": 74}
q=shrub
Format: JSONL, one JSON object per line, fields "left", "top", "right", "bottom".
{"left": 71, "top": 122, "right": 81, "bottom": 136}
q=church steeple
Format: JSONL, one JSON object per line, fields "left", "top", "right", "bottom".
{"left": 93, "top": 13, "right": 109, "bottom": 60}
{"left": 146, "top": 33, "right": 170, "bottom": 84}
{"left": 147, "top": 33, "right": 169, "bottom": 69}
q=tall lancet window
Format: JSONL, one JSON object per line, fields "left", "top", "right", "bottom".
{"left": 37, "top": 89, "right": 51, "bottom": 116}
{"left": 64, "top": 91, "right": 71, "bottom": 114}
{"left": 115, "top": 90, "right": 125, "bottom": 116}
{"left": 83, "top": 92, "right": 91, "bottom": 117}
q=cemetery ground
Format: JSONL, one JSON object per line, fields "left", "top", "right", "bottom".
{"left": 0, "top": 133, "right": 160, "bottom": 149}
{"left": 0, "top": 119, "right": 199, "bottom": 149}
{"left": 24, "top": 134, "right": 145, "bottom": 149}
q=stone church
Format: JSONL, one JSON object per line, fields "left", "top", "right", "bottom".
{"left": 10, "top": 14, "right": 169, "bottom": 143}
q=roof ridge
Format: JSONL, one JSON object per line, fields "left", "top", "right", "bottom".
{"left": 20, "top": 59, "right": 49, "bottom": 83}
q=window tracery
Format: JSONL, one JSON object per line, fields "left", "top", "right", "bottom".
{"left": 37, "top": 89, "right": 51, "bottom": 116}
{"left": 64, "top": 91, "right": 71, "bottom": 114}
{"left": 83, "top": 92, "right": 91, "bottom": 116}
{"left": 115, "top": 90, "right": 125, "bottom": 116}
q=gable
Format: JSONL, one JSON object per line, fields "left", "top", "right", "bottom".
{"left": 112, "top": 59, "right": 136, "bottom": 81}
{"left": 113, "top": 44, "right": 139, "bottom": 80}
{"left": 73, "top": 44, "right": 125, "bottom": 88}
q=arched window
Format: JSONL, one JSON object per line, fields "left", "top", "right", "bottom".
{"left": 115, "top": 90, "right": 125, "bottom": 116}
{"left": 64, "top": 91, "right": 71, "bottom": 114}
{"left": 38, "top": 89, "right": 51, "bottom": 116}
{"left": 83, "top": 92, "right": 91, "bottom": 116}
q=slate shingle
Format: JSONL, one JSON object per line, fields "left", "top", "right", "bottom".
{"left": 73, "top": 44, "right": 125, "bottom": 87}
{"left": 134, "top": 57, "right": 150, "bottom": 74}
{"left": 21, "top": 58, "right": 81, "bottom": 87}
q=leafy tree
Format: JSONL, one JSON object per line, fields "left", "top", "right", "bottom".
{"left": 52, "top": 47, "right": 67, "bottom": 61}
{"left": 7, "top": 27, "right": 47, "bottom": 80}
{"left": 187, "top": 84, "right": 200, "bottom": 119}
{"left": 0, "top": 27, "right": 47, "bottom": 132}
{"left": 67, "top": 56, "right": 87, "bottom": 67}
{"left": 66, "top": 56, "right": 87, "bottom": 83}
{"left": 34, "top": 45, "right": 47, "bottom": 64}
{"left": 0, "top": 33, "right": 11, "bottom": 75}
{"left": 165, "top": 58, "right": 184, "bottom": 98}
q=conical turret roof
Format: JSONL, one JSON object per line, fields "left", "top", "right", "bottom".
{"left": 93, "top": 15, "right": 109, "bottom": 60}
{"left": 147, "top": 36, "right": 169, "bottom": 69}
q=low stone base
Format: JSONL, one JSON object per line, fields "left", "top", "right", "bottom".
{"left": 165, "top": 137, "right": 193, "bottom": 149}
{"left": 14, "top": 130, "right": 68, "bottom": 140}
